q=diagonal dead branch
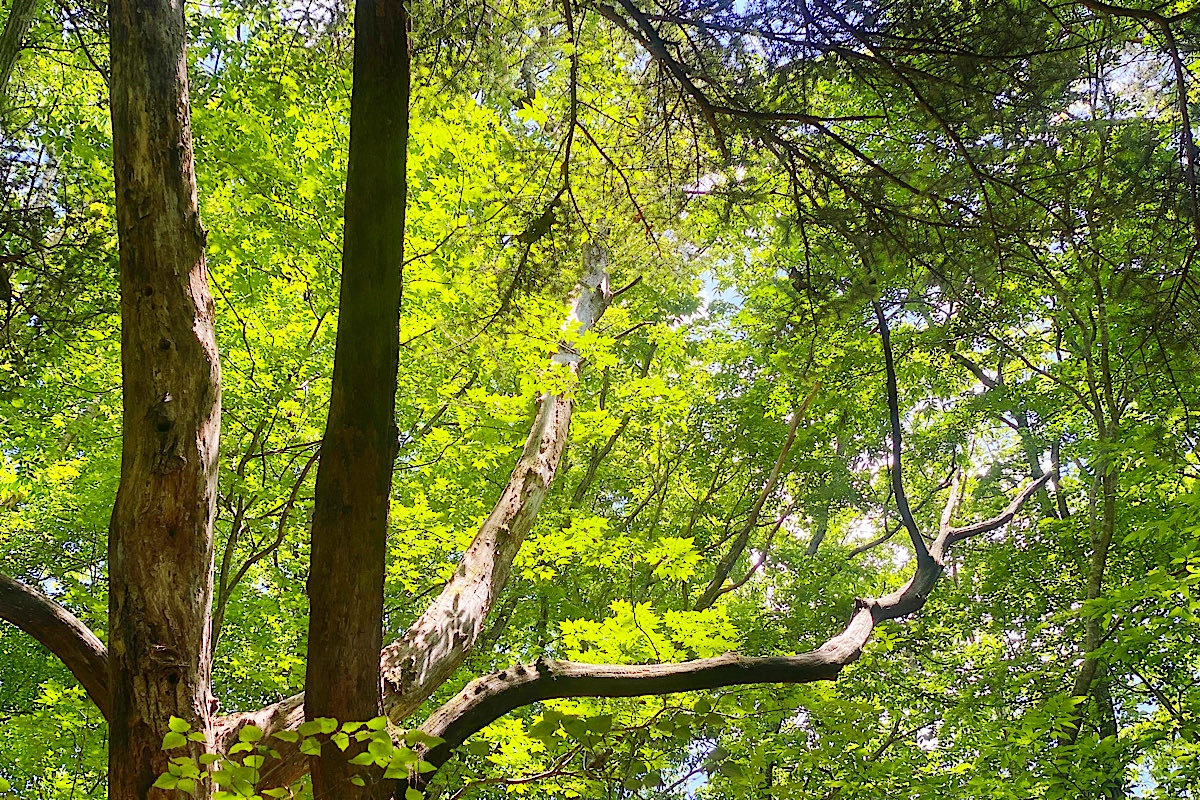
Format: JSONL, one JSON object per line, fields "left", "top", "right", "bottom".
{"left": 216, "top": 243, "right": 616, "bottom": 786}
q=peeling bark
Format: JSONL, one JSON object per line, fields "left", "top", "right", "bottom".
{"left": 379, "top": 244, "right": 613, "bottom": 721}
{"left": 108, "top": 0, "right": 221, "bottom": 793}
{"left": 217, "top": 250, "right": 614, "bottom": 789}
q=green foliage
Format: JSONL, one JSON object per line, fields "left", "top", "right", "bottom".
{"left": 153, "top": 716, "right": 441, "bottom": 799}
{"left": 2, "top": 0, "right": 1200, "bottom": 798}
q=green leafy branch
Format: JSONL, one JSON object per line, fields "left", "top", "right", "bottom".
{"left": 155, "top": 715, "right": 442, "bottom": 799}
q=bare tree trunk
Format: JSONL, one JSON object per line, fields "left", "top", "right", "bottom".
{"left": 304, "top": 0, "right": 409, "bottom": 796}
{"left": 107, "top": 0, "right": 221, "bottom": 794}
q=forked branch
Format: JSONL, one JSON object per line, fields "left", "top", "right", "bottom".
{"left": 407, "top": 473, "right": 1051, "bottom": 786}
{"left": 378, "top": 242, "right": 613, "bottom": 722}
{"left": 216, "top": 245, "right": 616, "bottom": 786}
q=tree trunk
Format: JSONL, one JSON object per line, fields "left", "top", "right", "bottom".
{"left": 303, "top": 0, "right": 409, "bottom": 795}
{"left": 108, "top": 0, "right": 221, "bottom": 794}
{"left": 0, "top": 0, "right": 36, "bottom": 102}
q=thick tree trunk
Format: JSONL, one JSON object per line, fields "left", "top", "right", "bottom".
{"left": 107, "top": 0, "right": 221, "bottom": 795}
{"left": 303, "top": 0, "right": 409, "bottom": 796}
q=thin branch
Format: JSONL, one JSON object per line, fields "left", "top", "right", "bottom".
{"left": 695, "top": 386, "right": 817, "bottom": 609}
{"left": 873, "top": 299, "right": 930, "bottom": 563}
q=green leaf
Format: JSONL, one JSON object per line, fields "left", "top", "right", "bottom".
{"left": 239, "top": 725, "right": 264, "bottom": 743}
{"left": 528, "top": 718, "right": 559, "bottom": 740}
{"left": 464, "top": 739, "right": 491, "bottom": 756}
{"left": 719, "top": 761, "right": 746, "bottom": 780}
{"left": 169, "top": 716, "right": 191, "bottom": 733}
{"left": 297, "top": 721, "right": 323, "bottom": 737}
{"left": 406, "top": 788, "right": 424, "bottom": 800}
{"left": 585, "top": 714, "right": 613, "bottom": 735}
{"left": 152, "top": 773, "right": 179, "bottom": 789}
{"left": 162, "top": 731, "right": 188, "bottom": 750}
{"left": 403, "top": 730, "right": 445, "bottom": 748}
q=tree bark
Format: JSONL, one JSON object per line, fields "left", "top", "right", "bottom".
{"left": 304, "top": 0, "right": 409, "bottom": 796}
{"left": 108, "top": 0, "right": 221, "bottom": 794}
{"left": 0, "top": 0, "right": 36, "bottom": 101}
{"left": 379, "top": 245, "right": 612, "bottom": 721}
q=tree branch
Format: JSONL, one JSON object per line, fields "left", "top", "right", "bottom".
{"left": 219, "top": 247, "right": 615, "bottom": 788}
{"left": 944, "top": 472, "right": 1053, "bottom": 546}
{"left": 404, "top": 473, "right": 1053, "bottom": 788}
{"left": 873, "top": 299, "right": 930, "bottom": 563}
{"left": 694, "top": 389, "right": 815, "bottom": 609}
{"left": 379, "top": 243, "right": 613, "bottom": 721}
{"left": 0, "top": 572, "right": 111, "bottom": 720}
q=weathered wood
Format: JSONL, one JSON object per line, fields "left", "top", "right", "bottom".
{"left": 217, "top": 250, "right": 615, "bottom": 790}
{"left": 378, "top": 243, "right": 613, "bottom": 723}
{"left": 108, "top": 0, "right": 221, "bottom": 794}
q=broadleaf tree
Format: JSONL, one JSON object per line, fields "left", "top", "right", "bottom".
{"left": 1, "top": 0, "right": 1199, "bottom": 798}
